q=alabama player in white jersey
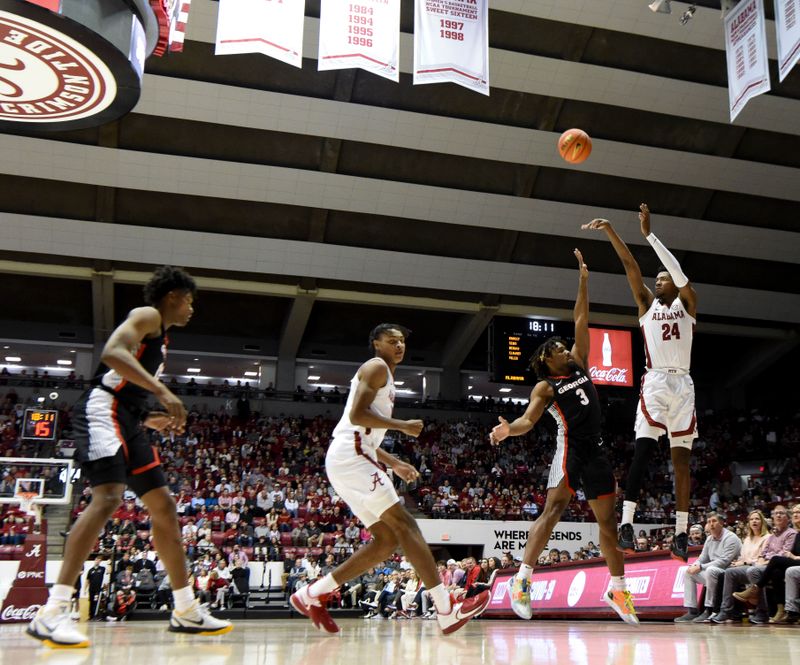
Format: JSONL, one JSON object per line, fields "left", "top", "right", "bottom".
{"left": 290, "top": 324, "right": 490, "bottom": 634}
{"left": 583, "top": 204, "right": 698, "bottom": 562}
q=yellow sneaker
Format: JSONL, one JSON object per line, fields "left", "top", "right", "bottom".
{"left": 603, "top": 589, "right": 639, "bottom": 625}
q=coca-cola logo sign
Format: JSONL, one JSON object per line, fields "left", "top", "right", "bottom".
{"left": 587, "top": 328, "right": 634, "bottom": 387}
{"left": 1, "top": 604, "right": 41, "bottom": 621}
{"left": 589, "top": 366, "right": 629, "bottom": 384}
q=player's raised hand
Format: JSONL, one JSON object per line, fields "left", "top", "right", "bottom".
{"left": 574, "top": 248, "right": 588, "bottom": 277}
{"left": 401, "top": 419, "right": 424, "bottom": 438}
{"left": 638, "top": 203, "right": 651, "bottom": 237}
{"left": 490, "top": 416, "right": 511, "bottom": 446}
{"left": 581, "top": 218, "right": 611, "bottom": 232}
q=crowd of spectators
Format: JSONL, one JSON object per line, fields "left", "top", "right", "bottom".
{"left": 1, "top": 384, "right": 799, "bottom": 619}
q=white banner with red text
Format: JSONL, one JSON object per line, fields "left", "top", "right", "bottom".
{"left": 215, "top": 0, "right": 305, "bottom": 69}
{"left": 318, "top": 0, "right": 401, "bottom": 82}
{"left": 725, "top": 0, "right": 771, "bottom": 121}
{"left": 413, "top": 0, "right": 489, "bottom": 95}
{"left": 775, "top": 0, "right": 800, "bottom": 81}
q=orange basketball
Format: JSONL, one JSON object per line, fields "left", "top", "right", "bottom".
{"left": 558, "top": 128, "right": 592, "bottom": 164}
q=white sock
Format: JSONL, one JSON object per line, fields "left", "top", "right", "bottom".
{"left": 516, "top": 564, "right": 533, "bottom": 581}
{"left": 611, "top": 575, "right": 626, "bottom": 592}
{"left": 172, "top": 585, "right": 195, "bottom": 613}
{"left": 308, "top": 573, "right": 339, "bottom": 598}
{"left": 621, "top": 501, "right": 637, "bottom": 526}
{"left": 429, "top": 584, "right": 451, "bottom": 614}
{"left": 47, "top": 584, "right": 74, "bottom": 607}
{"left": 675, "top": 511, "right": 689, "bottom": 536}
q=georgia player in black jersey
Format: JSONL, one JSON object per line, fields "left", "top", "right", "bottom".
{"left": 490, "top": 250, "right": 638, "bottom": 626}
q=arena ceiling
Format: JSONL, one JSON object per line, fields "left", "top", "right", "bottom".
{"left": 1, "top": 0, "right": 798, "bottom": 394}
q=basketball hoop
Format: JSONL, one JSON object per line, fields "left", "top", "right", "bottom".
{"left": 16, "top": 491, "right": 41, "bottom": 522}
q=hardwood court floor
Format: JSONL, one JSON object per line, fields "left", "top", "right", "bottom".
{"left": 3, "top": 617, "right": 798, "bottom": 665}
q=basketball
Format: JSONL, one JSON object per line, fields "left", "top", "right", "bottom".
{"left": 558, "top": 128, "right": 592, "bottom": 164}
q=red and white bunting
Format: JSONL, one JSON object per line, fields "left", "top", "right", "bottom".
{"left": 413, "top": 0, "right": 489, "bottom": 95}
{"left": 725, "top": 0, "right": 770, "bottom": 121}
{"left": 318, "top": 0, "right": 401, "bottom": 82}
{"left": 775, "top": 0, "right": 800, "bottom": 81}
{"left": 215, "top": 0, "right": 305, "bottom": 69}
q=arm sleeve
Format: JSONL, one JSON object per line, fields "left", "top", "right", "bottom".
{"left": 646, "top": 233, "right": 689, "bottom": 288}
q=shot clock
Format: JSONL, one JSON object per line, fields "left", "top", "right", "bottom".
{"left": 22, "top": 409, "right": 59, "bottom": 442}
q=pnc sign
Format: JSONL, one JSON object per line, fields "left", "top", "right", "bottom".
{"left": 0, "top": 0, "right": 159, "bottom": 130}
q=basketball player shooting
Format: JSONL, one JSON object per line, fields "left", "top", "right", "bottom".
{"left": 583, "top": 204, "right": 698, "bottom": 562}
{"left": 27, "top": 266, "right": 231, "bottom": 648}
{"left": 290, "top": 324, "right": 490, "bottom": 634}
{"left": 490, "top": 250, "right": 638, "bottom": 625}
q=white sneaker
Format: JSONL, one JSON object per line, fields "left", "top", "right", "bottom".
{"left": 507, "top": 576, "right": 533, "bottom": 620}
{"left": 168, "top": 599, "right": 233, "bottom": 636}
{"left": 27, "top": 602, "right": 90, "bottom": 649}
{"left": 436, "top": 591, "right": 491, "bottom": 635}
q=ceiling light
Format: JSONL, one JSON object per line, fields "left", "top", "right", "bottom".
{"left": 499, "top": 388, "right": 512, "bottom": 393}
{"left": 187, "top": 367, "right": 201, "bottom": 373}
{"left": 468, "top": 385, "right": 473, "bottom": 390}
{"left": 648, "top": 0, "right": 671, "bottom": 13}
{"left": 70, "top": 349, "right": 76, "bottom": 353}
{"left": 308, "top": 375, "right": 320, "bottom": 381}
{"left": 394, "top": 381, "right": 405, "bottom": 386}
{"left": 193, "top": 358, "right": 199, "bottom": 362}
{"left": 3, "top": 345, "right": 9, "bottom": 349}
{"left": 57, "top": 360, "right": 72, "bottom": 366}
{"left": 309, "top": 366, "right": 314, "bottom": 369}
{"left": 5, "top": 356, "right": 20, "bottom": 362}
{"left": 244, "top": 371, "right": 258, "bottom": 377}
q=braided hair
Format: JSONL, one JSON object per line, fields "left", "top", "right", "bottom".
{"left": 529, "top": 337, "right": 568, "bottom": 380}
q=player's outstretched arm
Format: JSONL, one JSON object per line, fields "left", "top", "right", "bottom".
{"left": 638, "top": 203, "right": 698, "bottom": 317}
{"left": 349, "top": 358, "right": 423, "bottom": 437}
{"left": 571, "top": 249, "right": 589, "bottom": 369}
{"left": 489, "top": 381, "right": 552, "bottom": 445}
{"left": 582, "top": 216, "right": 653, "bottom": 317}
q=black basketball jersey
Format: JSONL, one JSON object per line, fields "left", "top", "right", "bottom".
{"left": 90, "top": 327, "right": 168, "bottom": 411}
{"left": 543, "top": 366, "right": 602, "bottom": 442}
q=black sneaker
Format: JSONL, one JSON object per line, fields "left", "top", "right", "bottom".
{"left": 617, "top": 523, "right": 635, "bottom": 554}
{"left": 671, "top": 532, "right": 689, "bottom": 562}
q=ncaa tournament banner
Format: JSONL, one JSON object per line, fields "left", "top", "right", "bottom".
{"left": 775, "top": 0, "right": 800, "bottom": 81}
{"left": 215, "top": 0, "right": 305, "bottom": 68}
{"left": 725, "top": 0, "right": 770, "bottom": 121}
{"left": 413, "top": 0, "right": 489, "bottom": 95}
{"left": 318, "top": 0, "right": 401, "bottom": 82}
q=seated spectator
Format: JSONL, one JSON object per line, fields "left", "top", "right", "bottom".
{"left": 714, "top": 508, "right": 784, "bottom": 624}
{"left": 230, "top": 558, "right": 251, "bottom": 608}
{"left": 688, "top": 523, "right": 705, "bottom": 547}
{"left": 732, "top": 503, "right": 800, "bottom": 623}
{"left": 111, "top": 587, "right": 136, "bottom": 621}
{"left": 291, "top": 520, "right": 310, "bottom": 547}
{"left": 208, "top": 570, "right": 229, "bottom": 610}
{"left": 674, "top": 513, "right": 741, "bottom": 623}
{"left": 782, "top": 566, "right": 800, "bottom": 624}
{"left": 306, "top": 520, "right": 323, "bottom": 548}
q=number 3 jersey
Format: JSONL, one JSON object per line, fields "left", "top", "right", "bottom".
{"left": 543, "top": 366, "right": 602, "bottom": 442}
{"left": 640, "top": 298, "right": 694, "bottom": 372}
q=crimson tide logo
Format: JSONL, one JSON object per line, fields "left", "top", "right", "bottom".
{"left": 0, "top": 10, "right": 117, "bottom": 123}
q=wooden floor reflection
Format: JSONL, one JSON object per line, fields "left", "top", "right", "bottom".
{"left": 4, "top": 617, "right": 799, "bottom": 665}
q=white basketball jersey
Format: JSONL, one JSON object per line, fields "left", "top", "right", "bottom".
{"left": 328, "top": 358, "right": 396, "bottom": 461}
{"left": 639, "top": 297, "right": 695, "bottom": 371}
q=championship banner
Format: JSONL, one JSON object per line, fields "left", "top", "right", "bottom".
{"left": 413, "top": 0, "right": 489, "bottom": 95}
{"left": 775, "top": 0, "right": 800, "bottom": 81}
{"left": 317, "top": 0, "right": 401, "bottom": 82}
{"left": 725, "top": 0, "right": 770, "bottom": 121}
{"left": 215, "top": 0, "right": 305, "bottom": 69}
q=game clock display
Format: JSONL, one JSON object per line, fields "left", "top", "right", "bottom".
{"left": 22, "top": 409, "right": 59, "bottom": 441}
{"left": 489, "top": 317, "right": 574, "bottom": 385}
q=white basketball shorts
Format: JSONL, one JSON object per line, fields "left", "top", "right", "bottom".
{"left": 635, "top": 370, "right": 697, "bottom": 449}
{"left": 326, "top": 447, "right": 399, "bottom": 529}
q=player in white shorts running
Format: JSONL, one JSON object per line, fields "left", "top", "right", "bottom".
{"left": 583, "top": 204, "right": 698, "bottom": 562}
{"left": 290, "top": 323, "right": 490, "bottom": 634}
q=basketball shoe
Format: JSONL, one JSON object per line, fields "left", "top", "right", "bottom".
{"left": 168, "top": 599, "right": 233, "bottom": 635}
{"left": 27, "top": 602, "right": 90, "bottom": 648}
{"left": 436, "top": 590, "right": 491, "bottom": 635}
{"left": 603, "top": 590, "right": 640, "bottom": 626}
{"left": 506, "top": 575, "right": 532, "bottom": 620}
{"left": 291, "top": 585, "right": 340, "bottom": 634}
{"left": 617, "top": 523, "right": 636, "bottom": 554}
